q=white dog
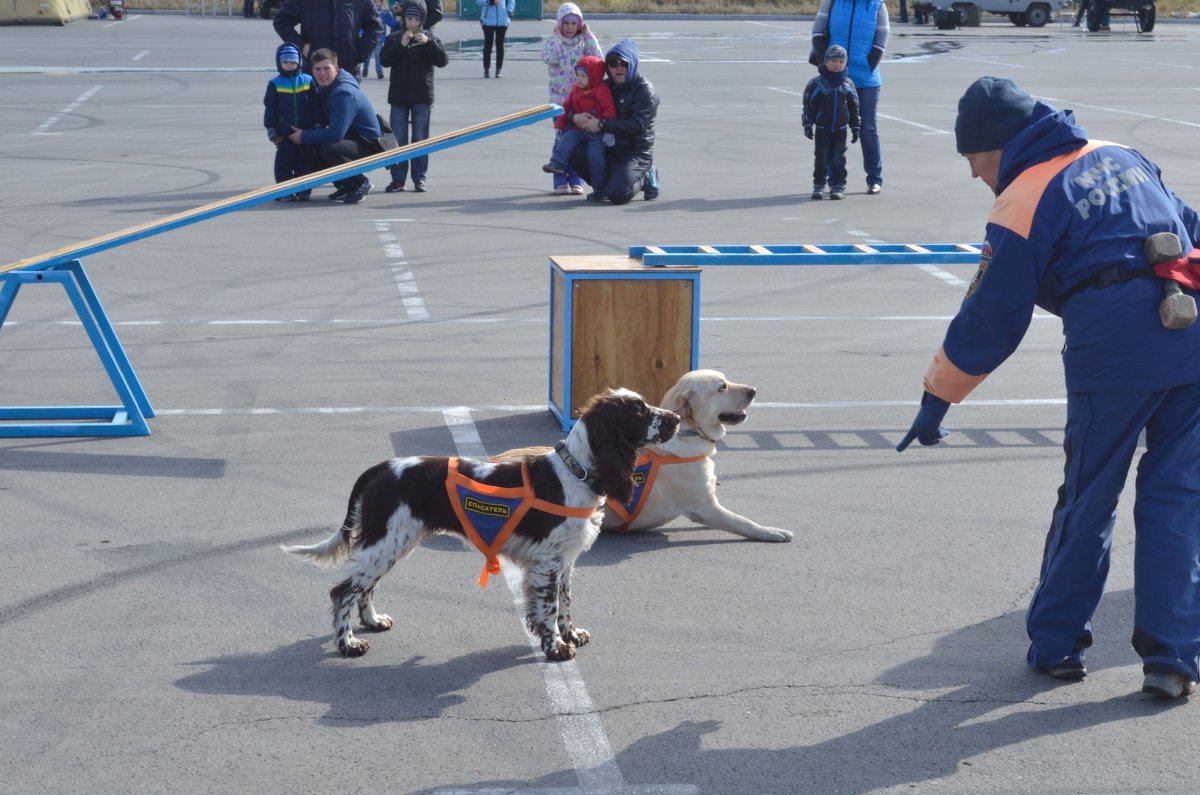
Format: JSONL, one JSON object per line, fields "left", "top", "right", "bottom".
{"left": 497, "top": 370, "right": 793, "bottom": 542}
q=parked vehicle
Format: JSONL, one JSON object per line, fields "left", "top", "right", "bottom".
{"left": 915, "top": 0, "right": 1070, "bottom": 28}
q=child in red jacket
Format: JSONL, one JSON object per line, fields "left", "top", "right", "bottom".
{"left": 542, "top": 55, "right": 615, "bottom": 201}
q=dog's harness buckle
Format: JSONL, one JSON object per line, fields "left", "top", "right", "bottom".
{"left": 446, "top": 458, "right": 597, "bottom": 587}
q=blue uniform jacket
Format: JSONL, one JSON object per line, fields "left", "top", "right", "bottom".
{"left": 929, "top": 102, "right": 1200, "bottom": 399}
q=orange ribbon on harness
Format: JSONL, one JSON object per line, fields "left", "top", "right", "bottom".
{"left": 444, "top": 458, "right": 598, "bottom": 587}
{"left": 605, "top": 451, "right": 708, "bottom": 532}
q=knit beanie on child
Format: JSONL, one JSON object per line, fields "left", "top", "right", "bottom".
{"left": 279, "top": 43, "right": 301, "bottom": 64}
{"left": 955, "top": 76, "right": 1038, "bottom": 154}
{"left": 824, "top": 44, "right": 847, "bottom": 63}
{"left": 556, "top": 2, "right": 582, "bottom": 24}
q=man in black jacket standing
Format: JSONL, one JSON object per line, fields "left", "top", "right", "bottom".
{"left": 567, "top": 38, "right": 660, "bottom": 205}
{"left": 274, "top": 0, "right": 384, "bottom": 81}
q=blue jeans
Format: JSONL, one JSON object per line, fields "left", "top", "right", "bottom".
{"left": 1026, "top": 383, "right": 1200, "bottom": 681}
{"left": 855, "top": 85, "right": 882, "bottom": 187}
{"left": 367, "top": 39, "right": 384, "bottom": 77}
{"left": 551, "top": 128, "right": 587, "bottom": 190}
{"left": 555, "top": 128, "right": 607, "bottom": 192}
{"left": 389, "top": 103, "right": 431, "bottom": 185}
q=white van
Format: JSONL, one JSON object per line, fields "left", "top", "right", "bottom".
{"left": 916, "top": 0, "right": 1071, "bottom": 28}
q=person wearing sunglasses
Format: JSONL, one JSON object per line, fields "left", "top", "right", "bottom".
{"left": 563, "top": 38, "right": 660, "bottom": 204}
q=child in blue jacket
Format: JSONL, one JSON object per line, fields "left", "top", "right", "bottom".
{"left": 263, "top": 43, "right": 316, "bottom": 202}
{"left": 802, "top": 45, "right": 860, "bottom": 201}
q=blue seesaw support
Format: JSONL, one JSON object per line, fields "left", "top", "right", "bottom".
{"left": 0, "top": 105, "right": 562, "bottom": 438}
{"left": 0, "top": 261, "right": 153, "bottom": 437}
{"left": 628, "top": 242, "right": 983, "bottom": 267}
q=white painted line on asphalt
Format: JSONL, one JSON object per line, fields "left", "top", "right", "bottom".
{"left": 374, "top": 220, "right": 428, "bottom": 320}
{"left": 132, "top": 51, "right": 149, "bottom": 61}
{"left": 1042, "top": 96, "right": 1200, "bottom": 129}
{"left": 32, "top": 85, "right": 102, "bottom": 135}
{"left": 438, "top": 408, "right": 697, "bottom": 795}
{"left": 913, "top": 263, "right": 969, "bottom": 288}
{"left": 875, "top": 112, "right": 952, "bottom": 135}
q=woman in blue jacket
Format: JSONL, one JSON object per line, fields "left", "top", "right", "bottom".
{"left": 480, "top": 0, "right": 515, "bottom": 79}
{"left": 898, "top": 77, "right": 1200, "bottom": 700}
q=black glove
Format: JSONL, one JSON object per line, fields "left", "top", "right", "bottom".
{"left": 851, "top": 128, "right": 860, "bottom": 144}
{"left": 896, "top": 391, "right": 951, "bottom": 452}
{"left": 804, "top": 126, "right": 814, "bottom": 140}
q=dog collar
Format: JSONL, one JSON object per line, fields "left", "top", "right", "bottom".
{"left": 676, "top": 427, "right": 717, "bottom": 443}
{"left": 554, "top": 440, "right": 603, "bottom": 495}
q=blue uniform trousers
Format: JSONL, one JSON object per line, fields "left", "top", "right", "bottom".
{"left": 1027, "top": 381, "right": 1200, "bottom": 681}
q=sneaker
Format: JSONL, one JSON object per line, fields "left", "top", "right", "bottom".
{"left": 385, "top": 180, "right": 405, "bottom": 193}
{"left": 868, "top": 183, "right": 882, "bottom": 195}
{"left": 568, "top": 184, "right": 586, "bottom": 195}
{"left": 376, "top": 73, "right": 384, "bottom": 79}
{"left": 484, "top": 69, "right": 490, "bottom": 78}
{"left": 811, "top": 189, "right": 823, "bottom": 200}
{"left": 554, "top": 184, "right": 571, "bottom": 195}
{"left": 643, "top": 165, "right": 659, "bottom": 200}
{"left": 586, "top": 191, "right": 605, "bottom": 202}
{"left": 495, "top": 71, "right": 502, "bottom": 79}
{"left": 413, "top": 182, "right": 426, "bottom": 193}
{"left": 1142, "top": 672, "right": 1197, "bottom": 698}
{"left": 1036, "top": 660, "right": 1087, "bottom": 681}
{"left": 328, "top": 186, "right": 352, "bottom": 201}
{"left": 543, "top": 162, "right": 566, "bottom": 175}
{"left": 297, "top": 191, "right": 311, "bottom": 201}
{"left": 274, "top": 194, "right": 299, "bottom": 203}
{"left": 342, "top": 180, "right": 373, "bottom": 204}
{"left": 830, "top": 191, "right": 844, "bottom": 200}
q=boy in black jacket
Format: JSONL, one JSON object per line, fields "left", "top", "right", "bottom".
{"left": 802, "top": 45, "right": 860, "bottom": 201}
{"left": 379, "top": 0, "right": 448, "bottom": 193}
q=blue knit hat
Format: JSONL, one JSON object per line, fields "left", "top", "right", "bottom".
{"left": 955, "top": 76, "right": 1038, "bottom": 154}
{"left": 279, "top": 43, "right": 301, "bottom": 64}
{"left": 824, "top": 44, "right": 847, "bottom": 62}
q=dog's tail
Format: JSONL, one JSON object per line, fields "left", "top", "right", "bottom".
{"left": 280, "top": 461, "right": 386, "bottom": 567}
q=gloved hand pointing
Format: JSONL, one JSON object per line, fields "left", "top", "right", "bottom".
{"left": 896, "top": 391, "right": 951, "bottom": 452}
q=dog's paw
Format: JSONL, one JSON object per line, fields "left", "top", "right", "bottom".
{"left": 761, "top": 527, "right": 794, "bottom": 542}
{"left": 544, "top": 640, "right": 577, "bottom": 662}
{"left": 361, "top": 614, "right": 394, "bottom": 632}
{"left": 566, "top": 627, "right": 591, "bottom": 647}
{"left": 338, "top": 638, "right": 370, "bottom": 657}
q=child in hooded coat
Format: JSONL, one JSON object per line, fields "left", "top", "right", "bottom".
{"left": 263, "top": 42, "right": 317, "bottom": 202}
{"left": 540, "top": 2, "right": 602, "bottom": 194}
{"left": 802, "top": 44, "right": 860, "bottom": 201}
{"left": 542, "top": 56, "right": 616, "bottom": 201}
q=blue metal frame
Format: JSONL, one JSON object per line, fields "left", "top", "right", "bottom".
{"left": 629, "top": 242, "right": 983, "bottom": 267}
{"left": 0, "top": 260, "right": 153, "bottom": 437}
{"left": 548, "top": 265, "right": 701, "bottom": 431}
{"left": 0, "top": 105, "right": 560, "bottom": 437}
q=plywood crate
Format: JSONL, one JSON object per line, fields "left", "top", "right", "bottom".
{"left": 548, "top": 256, "right": 700, "bottom": 429}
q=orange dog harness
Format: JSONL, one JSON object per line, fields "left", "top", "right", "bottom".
{"left": 605, "top": 451, "right": 708, "bottom": 532}
{"left": 445, "top": 458, "right": 598, "bottom": 587}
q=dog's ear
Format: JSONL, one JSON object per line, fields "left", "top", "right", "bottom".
{"left": 588, "top": 405, "right": 640, "bottom": 505}
{"left": 662, "top": 384, "right": 694, "bottom": 423}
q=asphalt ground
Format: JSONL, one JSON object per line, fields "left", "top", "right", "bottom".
{"left": 2, "top": 12, "right": 1200, "bottom": 795}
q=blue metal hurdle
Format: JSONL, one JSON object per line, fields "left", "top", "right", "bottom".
{"left": 629, "top": 242, "right": 983, "bottom": 267}
{"left": 0, "top": 104, "right": 562, "bottom": 438}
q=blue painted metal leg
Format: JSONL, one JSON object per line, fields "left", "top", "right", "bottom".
{"left": 0, "top": 262, "right": 152, "bottom": 437}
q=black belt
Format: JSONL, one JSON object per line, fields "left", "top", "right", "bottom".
{"left": 1062, "top": 265, "right": 1157, "bottom": 302}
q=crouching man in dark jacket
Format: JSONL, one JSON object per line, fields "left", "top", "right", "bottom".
{"left": 288, "top": 48, "right": 383, "bottom": 204}
{"left": 566, "top": 38, "right": 660, "bottom": 204}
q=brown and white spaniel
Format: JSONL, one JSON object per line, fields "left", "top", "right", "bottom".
{"left": 282, "top": 388, "right": 678, "bottom": 662}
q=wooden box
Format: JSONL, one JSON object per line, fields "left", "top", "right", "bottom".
{"left": 549, "top": 256, "right": 700, "bottom": 430}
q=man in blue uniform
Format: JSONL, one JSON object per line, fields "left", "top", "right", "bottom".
{"left": 897, "top": 76, "right": 1200, "bottom": 699}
